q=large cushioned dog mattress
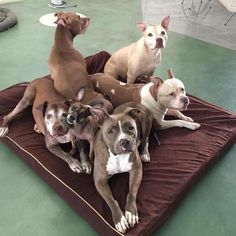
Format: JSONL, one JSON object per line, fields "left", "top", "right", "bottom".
{"left": 0, "top": 52, "right": 236, "bottom": 236}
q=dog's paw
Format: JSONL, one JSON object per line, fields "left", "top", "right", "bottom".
{"left": 188, "top": 122, "right": 201, "bottom": 130}
{"left": 140, "top": 153, "right": 150, "bottom": 162}
{"left": 0, "top": 127, "right": 9, "bottom": 137}
{"left": 68, "top": 158, "right": 83, "bottom": 173}
{"left": 181, "top": 115, "right": 194, "bottom": 122}
{"left": 125, "top": 210, "right": 139, "bottom": 228}
{"left": 115, "top": 215, "right": 129, "bottom": 233}
{"left": 81, "top": 161, "right": 93, "bottom": 174}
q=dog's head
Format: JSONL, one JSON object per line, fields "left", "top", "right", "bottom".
{"left": 93, "top": 108, "right": 141, "bottom": 155}
{"left": 38, "top": 101, "right": 71, "bottom": 137}
{"left": 66, "top": 101, "right": 91, "bottom": 125}
{"left": 137, "top": 16, "right": 170, "bottom": 50}
{"left": 54, "top": 12, "right": 90, "bottom": 36}
{"left": 157, "top": 69, "right": 189, "bottom": 110}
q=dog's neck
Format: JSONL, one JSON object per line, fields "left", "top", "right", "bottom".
{"left": 54, "top": 25, "right": 75, "bottom": 51}
{"left": 141, "top": 83, "right": 168, "bottom": 122}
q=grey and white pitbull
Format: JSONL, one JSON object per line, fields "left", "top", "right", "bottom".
{"left": 93, "top": 105, "right": 151, "bottom": 233}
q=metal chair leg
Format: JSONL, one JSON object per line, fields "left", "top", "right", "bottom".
{"left": 224, "top": 12, "right": 236, "bottom": 26}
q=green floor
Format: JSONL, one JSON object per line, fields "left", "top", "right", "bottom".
{"left": 0, "top": 1, "right": 236, "bottom": 236}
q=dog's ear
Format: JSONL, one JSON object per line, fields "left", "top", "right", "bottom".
{"left": 81, "top": 17, "right": 90, "bottom": 33}
{"left": 167, "top": 68, "right": 174, "bottom": 79}
{"left": 137, "top": 21, "right": 148, "bottom": 32}
{"left": 76, "top": 87, "right": 85, "bottom": 102}
{"left": 124, "top": 107, "right": 144, "bottom": 120}
{"left": 90, "top": 107, "right": 109, "bottom": 126}
{"left": 161, "top": 16, "right": 170, "bottom": 30}
{"left": 36, "top": 101, "right": 48, "bottom": 117}
{"left": 64, "top": 99, "right": 73, "bottom": 107}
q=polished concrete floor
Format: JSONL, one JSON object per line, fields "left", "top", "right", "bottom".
{"left": 0, "top": 0, "right": 236, "bottom": 236}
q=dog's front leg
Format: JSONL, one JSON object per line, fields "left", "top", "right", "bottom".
{"left": 46, "top": 137, "right": 82, "bottom": 173}
{"left": 159, "top": 119, "right": 200, "bottom": 130}
{"left": 94, "top": 175, "right": 129, "bottom": 233}
{"left": 125, "top": 152, "right": 142, "bottom": 227}
{"left": 166, "top": 108, "right": 194, "bottom": 122}
{"left": 77, "top": 140, "right": 92, "bottom": 174}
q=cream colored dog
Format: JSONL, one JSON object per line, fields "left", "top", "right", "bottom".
{"left": 104, "top": 16, "right": 170, "bottom": 84}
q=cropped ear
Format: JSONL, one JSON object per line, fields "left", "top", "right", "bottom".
{"left": 137, "top": 21, "right": 148, "bottom": 32}
{"left": 64, "top": 99, "right": 73, "bottom": 107}
{"left": 81, "top": 17, "right": 90, "bottom": 31}
{"left": 124, "top": 107, "right": 144, "bottom": 120}
{"left": 76, "top": 87, "right": 85, "bottom": 102}
{"left": 90, "top": 107, "right": 110, "bottom": 126}
{"left": 36, "top": 101, "right": 48, "bottom": 117}
{"left": 167, "top": 68, "right": 174, "bottom": 79}
{"left": 161, "top": 15, "right": 170, "bottom": 30}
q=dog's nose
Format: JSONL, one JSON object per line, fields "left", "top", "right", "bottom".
{"left": 119, "top": 138, "right": 131, "bottom": 149}
{"left": 156, "top": 38, "right": 163, "bottom": 48}
{"left": 53, "top": 125, "right": 63, "bottom": 133}
{"left": 67, "top": 114, "right": 76, "bottom": 124}
{"left": 181, "top": 97, "right": 189, "bottom": 106}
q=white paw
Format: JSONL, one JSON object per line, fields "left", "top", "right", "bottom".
{"left": 68, "top": 159, "right": 83, "bottom": 173}
{"left": 0, "top": 127, "right": 9, "bottom": 137}
{"left": 182, "top": 115, "right": 194, "bottom": 122}
{"left": 125, "top": 211, "right": 139, "bottom": 228}
{"left": 188, "top": 122, "right": 201, "bottom": 130}
{"left": 115, "top": 215, "right": 129, "bottom": 233}
{"left": 81, "top": 161, "right": 92, "bottom": 174}
{"left": 140, "top": 153, "right": 150, "bottom": 162}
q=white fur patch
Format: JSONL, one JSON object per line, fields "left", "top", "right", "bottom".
{"left": 96, "top": 81, "right": 100, "bottom": 88}
{"left": 110, "top": 89, "right": 115, "bottom": 94}
{"left": 55, "top": 132, "right": 72, "bottom": 143}
{"left": 106, "top": 150, "right": 132, "bottom": 175}
{"left": 120, "top": 82, "right": 126, "bottom": 85}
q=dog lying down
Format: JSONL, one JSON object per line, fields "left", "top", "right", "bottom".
{"left": 90, "top": 68, "right": 201, "bottom": 131}
{"left": 0, "top": 77, "right": 83, "bottom": 173}
{"left": 92, "top": 102, "right": 153, "bottom": 233}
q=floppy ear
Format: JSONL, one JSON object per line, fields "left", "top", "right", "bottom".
{"left": 90, "top": 107, "right": 110, "bottom": 126}
{"left": 161, "top": 15, "right": 170, "bottom": 30}
{"left": 137, "top": 21, "right": 148, "bottom": 32}
{"left": 167, "top": 68, "right": 174, "bottom": 79}
{"left": 36, "top": 101, "right": 48, "bottom": 117}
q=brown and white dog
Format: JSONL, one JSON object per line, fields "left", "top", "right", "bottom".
{"left": 0, "top": 76, "right": 82, "bottom": 173}
{"left": 104, "top": 16, "right": 170, "bottom": 84}
{"left": 93, "top": 104, "right": 152, "bottom": 233}
{"left": 90, "top": 69, "right": 201, "bottom": 130}
{"left": 48, "top": 12, "right": 112, "bottom": 113}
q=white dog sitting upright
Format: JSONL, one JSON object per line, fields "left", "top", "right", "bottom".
{"left": 104, "top": 16, "right": 170, "bottom": 84}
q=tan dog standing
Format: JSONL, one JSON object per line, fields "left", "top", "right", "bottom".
{"left": 104, "top": 16, "right": 170, "bottom": 84}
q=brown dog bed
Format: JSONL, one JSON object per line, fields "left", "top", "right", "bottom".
{"left": 0, "top": 52, "right": 236, "bottom": 236}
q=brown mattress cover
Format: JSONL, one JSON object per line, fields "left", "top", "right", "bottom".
{"left": 0, "top": 52, "right": 236, "bottom": 236}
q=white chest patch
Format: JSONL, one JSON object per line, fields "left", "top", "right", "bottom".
{"left": 106, "top": 150, "right": 133, "bottom": 175}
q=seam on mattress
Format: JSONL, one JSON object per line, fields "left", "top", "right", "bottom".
{"left": 5, "top": 135, "right": 124, "bottom": 236}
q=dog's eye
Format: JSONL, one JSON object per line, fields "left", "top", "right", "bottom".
{"left": 128, "top": 126, "right": 135, "bottom": 131}
{"left": 170, "top": 92, "right": 176, "bottom": 97}
{"left": 161, "top": 31, "right": 165, "bottom": 35}
{"left": 148, "top": 33, "right": 153, "bottom": 37}
{"left": 107, "top": 128, "right": 113, "bottom": 135}
{"left": 46, "top": 114, "right": 52, "bottom": 119}
{"left": 180, "top": 88, "right": 185, "bottom": 92}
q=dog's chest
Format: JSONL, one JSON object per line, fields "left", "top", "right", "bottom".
{"left": 106, "top": 150, "right": 133, "bottom": 175}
